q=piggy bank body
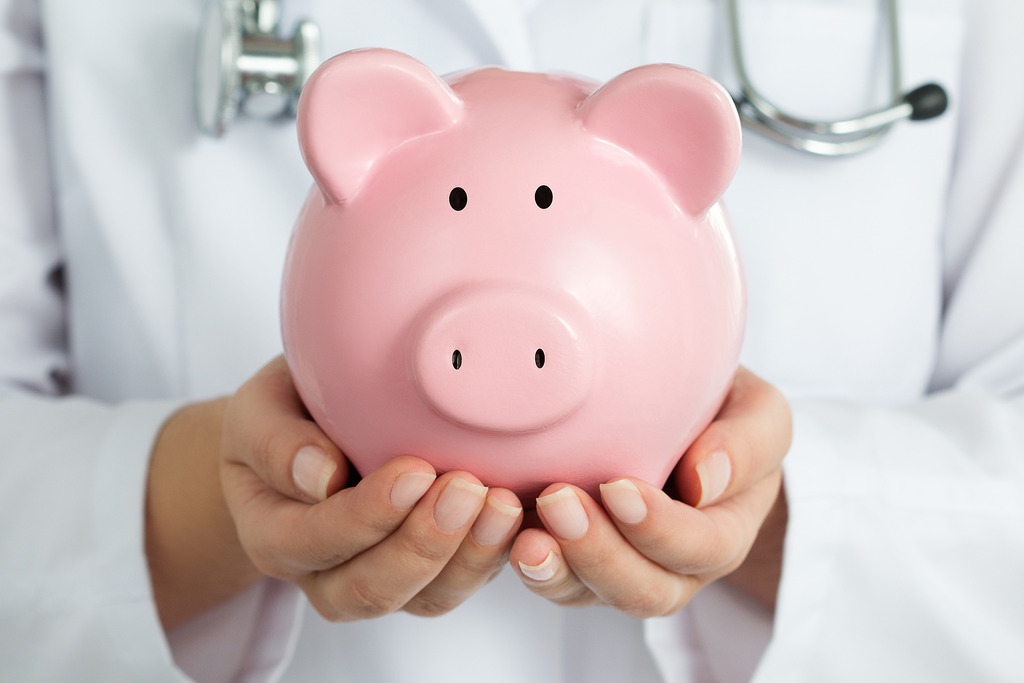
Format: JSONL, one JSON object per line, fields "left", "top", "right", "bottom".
{"left": 282, "top": 49, "right": 745, "bottom": 501}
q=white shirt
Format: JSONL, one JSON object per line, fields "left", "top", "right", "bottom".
{"left": 1, "top": 0, "right": 1022, "bottom": 681}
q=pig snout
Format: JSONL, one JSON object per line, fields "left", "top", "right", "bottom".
{"left": 412, "top": 286, "right": 593, "bottom": 433}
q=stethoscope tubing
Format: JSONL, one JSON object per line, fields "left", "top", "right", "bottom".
{"left": 725, "top": 0, "right": 946, "bottom": 156}
{"left": 196, "top": 0, "right": 948, "bottom": 156}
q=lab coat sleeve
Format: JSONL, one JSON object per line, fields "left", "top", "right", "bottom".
{"left": 0, "top": 394, "right": 305, "bottom": 681}
{"left": 0, "top": 394, "right": 183, "bottom": 679}
{"left": 0, "top": 4, "right": 302, "bottom": 679}
{"left": 753, "top": 11, "right": 1024, "bottom": 681}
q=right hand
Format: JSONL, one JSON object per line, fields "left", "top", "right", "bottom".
{"left": 220, "top": 356, "right": 524, "bottom": 621}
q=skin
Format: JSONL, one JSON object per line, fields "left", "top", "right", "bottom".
{"left": 146, "top": 357, "right": 790, "bottom": 630}
{"left": 510, "top": 367, "right": 791, "bottom": 614}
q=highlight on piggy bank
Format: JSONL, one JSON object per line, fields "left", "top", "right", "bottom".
{"left": 281, "top": 48, "right": 745, "bottom": 502}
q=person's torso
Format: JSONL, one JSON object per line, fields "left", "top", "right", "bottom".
{"left": 40, "top": 1, "right": 964, "bottom": 680}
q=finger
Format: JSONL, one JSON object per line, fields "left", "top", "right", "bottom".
{"left": 223, "top": 356, "right": 348, "bottom": 503}
{"left": 225, "top": 455, "right": 437, "bottom": 578}
{"left": 515, "top": 485, "right": 692, "bottom": 617}
{"left": 402, "top": 488, "right": 524, "bottom": 617}
{"left": 510, "top": 527, "right": 596, "bottom": 607}
{"left": 600, "top": 473, "right": 781, "bottom": 576}
{"left": 675, "top": 366, "right": 792, "bottom": 508}
{"left": 303, "top": 472, "right": 488, "bottom": 622}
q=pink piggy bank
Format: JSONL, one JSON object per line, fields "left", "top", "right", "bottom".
{"left": 281, "top": 48, "right": 745, "bottom": 502}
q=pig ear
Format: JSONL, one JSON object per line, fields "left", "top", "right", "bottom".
{"left": 297, "top": 48, "right": 463, "bottom": 204}
{"left": 578, "top": 64, "right": 741, "bottom": 216}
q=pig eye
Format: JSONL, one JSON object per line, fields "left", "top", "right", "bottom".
{"left": 534, "top": 185, "right": 553, "bottom": 209}
{"left": 449, "top": 187, "right": 468, "bottom": 211}
{"left": 452, "top": 349, "right": 463, "bottom": 370}
{"left": 535, "top": 349, "right": 545, "bottom": 368}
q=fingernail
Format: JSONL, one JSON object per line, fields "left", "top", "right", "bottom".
{"left": 599, "top": 479, "right": 648, "bottom": 524}
{"left": 293, "top": 446, "right": 337, "bottom": 501}
{"left": 696, "top": 450, "right": 731, "bottom": 506}
{"left": 471, "top": 497, "right": 522, "bottom": 547}
{"left": 518, "top": 550, "right": 558, "bottom": 582}
{"left": 435, "top": 478, "right": 487, "bottom": 532}
{"left": 390, "top": 472, "right": 437, "bottom": 510}
{"left": 536, "top": 487, "right": 589, "bottom": 540}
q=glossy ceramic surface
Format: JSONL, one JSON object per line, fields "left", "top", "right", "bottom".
{"left": 281, "top": 48, "right": 745, "bottom": 500}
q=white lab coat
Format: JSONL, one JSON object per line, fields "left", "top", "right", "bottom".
{"left": 1, "top": 0, "right": 1022, "bottom": 681}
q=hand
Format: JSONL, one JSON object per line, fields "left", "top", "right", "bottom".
{"left": 507, "top": 367, "right": 791, "bottom": 616}
{"left": 219, "top": 357, "right": 524, "bottom": 622}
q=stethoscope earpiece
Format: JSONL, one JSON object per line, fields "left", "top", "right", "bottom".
{"left": 905, "top": 83, "right": 948, "bottom": 121}
{"left": 195, "top": 0, "right": 320, "bottom": 137}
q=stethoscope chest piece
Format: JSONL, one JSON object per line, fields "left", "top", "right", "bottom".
{"left": 195, "top": 0, "right": 320, "bottom": 137}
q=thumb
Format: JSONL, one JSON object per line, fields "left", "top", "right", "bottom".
{"left": 223, "top": 356, "right": 349, "bottom": 503}
{"left": 674, "top": 366, "right": 791, "bottom": 508}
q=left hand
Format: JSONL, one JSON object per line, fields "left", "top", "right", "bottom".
{"left": 508, "top": 366, "right": 791, "bottom": 616}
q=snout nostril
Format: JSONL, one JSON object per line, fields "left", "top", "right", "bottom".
{"left": 535, "top": 349, "right": 545, "bottom": 369}
{"left": 452, "top": 349, "right": 463, "bottom": 370}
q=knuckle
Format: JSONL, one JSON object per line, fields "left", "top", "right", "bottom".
{"left": 247, "top": 549, "right": 276, "bottom": 576}
{"left": 747, "top": 377, "right": 793, "bottom": 449}
{"left": 236, "top": 528, "right": 289, "bottom": 581}
{"left": 306, "top": 596, "right": 348, "bottom": 623}
{"left": 298, "top": 532, "right": 345, "bottom": 569}
{"left": 539, "top": 580, "right": 596, "bottom": 608}
{"left": 673, "top": 521, "right": 748, "bottom": 577}
{"left": 683, "top": 533, "right": 725, "bottom": 573}
{"left": 309, "top": 593, "right": 367, "bottom": 624}
{"left": 565, "top": 544, "right": 617, "bottom": 577}
{"left": 720, "top": 552, "right": 749, "bottom": 578}
{"left": 245, "top": 548, "right": 285, "bottom": 580}
{"left": 772, "top": 392, "right": 795, "bottom": 446}
{"left": 613, "top": 583, "right": 680, "bottom": 618}
{"left": 519, "top": 561, "right": 593, "bottom": 606}
{"left": 397, "top": 529, "right": 455, "bottom": 567}
{"left": 763, "top": 377, "right": 790, "bottom": 412}
{"left": 445, "top": 544, "right": 504, "bottom": 578}
{"left": 342, "top": 578, "right": 406, "bottom": 619}
{"left": 403, "top": 592, "right": 462, "bottom": 618}
{"left": 348, "top": 498, "right": 402, "bottom": 537}
{"left": 296, "top": 576, "right": 353, "bottom": 623}
{"left": 251, "top": 431, "right": 306, "bottom": 498}
{"left": 245, "top": 429, "right": 278, "bottom": 480}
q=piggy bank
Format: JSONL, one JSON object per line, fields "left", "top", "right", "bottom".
{"left": 281, "top": 48, "right": 745, "bottom": 502}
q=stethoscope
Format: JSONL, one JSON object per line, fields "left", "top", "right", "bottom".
{"left": 194, "top": 0, "right": 319, "bottom": 137}
{"left": 195, "top": 0, "right": 948, "bottom": 156}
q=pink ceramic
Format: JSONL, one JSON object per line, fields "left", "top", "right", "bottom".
{"left": 281, "top": 48, "right": 745, "bottom": 501}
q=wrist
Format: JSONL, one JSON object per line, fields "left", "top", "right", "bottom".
{"left": 145, "top": 398, "right": 263, "bottom": 630}
{"left": 722, "top": 480, "right": 787, "bottom": 611}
